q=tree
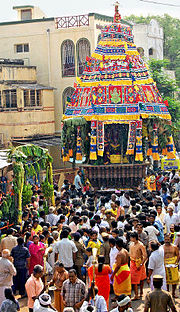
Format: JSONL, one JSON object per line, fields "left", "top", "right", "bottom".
{"left": 124, "top": 14, "right": 180, "bottom": 86}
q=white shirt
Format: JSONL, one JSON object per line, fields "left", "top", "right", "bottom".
{"left": 148, "top": 247, "right": 166, "bottom": 290}
{"left": 144, "top": 226, "right": 159, "bottom": 242}
{"left": 46, "top": 213, "right": 57, "bottom": 226}
{"left": 164, "top": 213, "right": 179, "bottom": 233}
{"left": 80, "top": 294, "right": 107, "bottom": 312}
{"left": 110, "top": 246, "right": 119, "bottom": 268}
{"left": 33, "top": 299, "right": 55, "bottom": 312}
{"left": 121, "top": 194, "right": 130, "bottom": 208}
{"left": 54, "top": 238, "right": 77, "bottom": 268}
{"left": 117, "top": 221, "right": 125, "bottom": 230}
{"left": 74, "top": 174, "right": 82, "bottom": 190}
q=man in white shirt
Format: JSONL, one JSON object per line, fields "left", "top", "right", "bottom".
{"left": 74, "top": 171, "right": 82, "bottom": 193}
{"left": 55, "top": 230, "right": 77, "bottom": 270}
{"left": 33, "top": 293, "right": 56, "bottom": 312}
{"left": 120, "top": 192, "right": 130, "bottom": 213}
{"left": 109, "top": 238, "right": 119, "bottom": 269}
{"left": 46, "top": 207, "right": 57, "bottom": 226}
{"left": 144, "top": 223, "right": 159, "bottom": 242}
{"left": 164, "top": 205, "right": 179, "bottom": 233}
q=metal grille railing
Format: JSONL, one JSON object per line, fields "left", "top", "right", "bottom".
{"left": 55, "top": 14, "right": 89, "bottom": 29}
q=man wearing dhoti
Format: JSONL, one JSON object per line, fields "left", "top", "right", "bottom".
{"left": 163, "top": 234, "right": 179, "bottom": 298}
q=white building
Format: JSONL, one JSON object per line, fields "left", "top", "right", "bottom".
{"left": 0, "top": 5, "right": 163, "bottom": 135}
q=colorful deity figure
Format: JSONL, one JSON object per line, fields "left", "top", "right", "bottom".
{"left": 104, "top": 128, "right": 111, "bottom": 164}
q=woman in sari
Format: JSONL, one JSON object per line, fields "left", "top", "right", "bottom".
{"left": 29, "top": 235, "right": 45, "bottom": 275}
{"left": 88, "top": 255, "right": 111, "bottom": 308}
{"left": 49, "top": 261, "right": 68, "bottom": 312}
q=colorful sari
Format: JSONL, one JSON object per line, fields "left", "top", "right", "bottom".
{"left": 113, "top": 263, "right": 131, "bottom": 296}
{"left": 88, "top": 265, "right": 111, "bottom": 308}
{"left": 29, "top": 242, "right": 45, "bottom": 275}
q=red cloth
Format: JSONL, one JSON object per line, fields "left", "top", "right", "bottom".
{"left": 88, "top": 265, "right": 111, "bottom": 308}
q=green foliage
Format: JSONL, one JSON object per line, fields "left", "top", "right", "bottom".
{"left": 1, "top": 195, "right": 12, "bottom": 219}
{"left": 148, "top": 59, "right": 177, "bottom": 98}
{"left": 22, "top": 184, "right": 33, "bottom": 208}
{"left": 41, "top": 180, "right": 54, "bottom": 201}
{"left": 124, "top": 14, "right": 180, "bottom": 86}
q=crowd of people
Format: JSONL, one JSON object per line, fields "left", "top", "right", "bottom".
{"left": 0, "top": 169, "right": 179, "bottom": 312}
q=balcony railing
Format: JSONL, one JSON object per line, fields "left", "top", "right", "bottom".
{"left": 55, "top": 14, "right": 89, "bottom": 29}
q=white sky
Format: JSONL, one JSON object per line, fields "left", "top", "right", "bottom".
{"left": 1, "top": 0, "right": 180, "bottom": 22}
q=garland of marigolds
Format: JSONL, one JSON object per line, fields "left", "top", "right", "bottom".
{"left": 8, "top": 144, "right": 55, "bottom": 224}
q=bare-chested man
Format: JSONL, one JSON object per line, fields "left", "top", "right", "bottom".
{"left": 129, "top": 231, "right": 147, "bottom": 300}
{"left": 111, "top": 238, "right": 131, "bottom": 297}
{"left": 163, "top": 234, "right": 179, "bottom": 298}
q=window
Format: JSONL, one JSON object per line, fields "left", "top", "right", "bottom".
{"left": 137, "top": 47, "right": 144, "bottom": 57}
{"left": 62, "top": 87, "right": 75, "bottom": 113}
{"left": 61, "top": 40, "right": 75, "bottom": 77}
{"left": 15, "top": 44, "right": 29, "bottom": 53}
{"left": 77, "top": 38, "right": 91, "bottom": 75}
{"left": 24, "top": 90, "right": 42, "bottom": 107}
{"left": 21, "top": 9, "right": 32, "bottom": 21}
{"left": 149, "top": 48, "right": 153, "bottom": 56}
{"left": 3, "top": 90, "right": 17, "bottom": 109}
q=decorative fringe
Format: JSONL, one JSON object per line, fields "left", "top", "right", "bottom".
{"left": 97, "top": 121, "right": 104, "bottom": 157}
{"left": 76, "top": 126, "right": 82, "bottom": 161}
{"left": 126, "top": 121, "right": 136, "bottom": 155}
{"left": 135, "top": 120, "right": 143, "bottom": 162}
{"left": 166, "top": 135, "right": 176, "bottom": 159}
{"left": 151, "top": 126, "right": 160, "bottom": 161}
{"left": 90, "top": 120, "right": 97, "bottom": 160}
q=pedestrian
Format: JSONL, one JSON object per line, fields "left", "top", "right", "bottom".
{"left": 73, "top": 232, "right": 86, "bottom": 280}
{"left": 55, "top": 230, "right": 77, "bottom": 271}
{"left": 100, "top": 233, "right": 110, "bottom": 265}
{"left": 147, "top": 241, "right": 166, "bottom": 290}
{"left": 25, "top": 265, "right": 44, "bottom": 312}
{"left": 11, "top": 237, "right": 30, "bottom": 298}
{"left": 88, "top": 255, "right": 111, "bottom": 307}
{"left": 0, "top": 229, "right": 17, "bottom": 254}
{"left": 80, "top": 283, "right": 107, "bottom": 312}
{"left": 129, "top": 231, "right": 147, "bottom": 300}
{"left": 49, "top": 261, "right": 68, "bottom": 312}
{"left": 0, "top": 249, "right": 16, "bottom": 305}
{"left": 74, "top": 171, "right": 82, "bottom": 196}
{"left": 110, "top": 294, "right": 133, "bottom": 312}
{"left": 33, "top": 293, "right": 57, "bottom": 312}
{"left": 163, "top": 234, "right": 179, "bottom": 298}
{"left": 29, "top": 235, "right": 45, "bottom": 275}
{"left": 144, "top": 275, "right": 177, "bottom": 312}
{"left": 111, "top": 238, "right": 131, "bottom": 298}
{"left": 0, "top": 287, "right": 20, "bottom": 312}
{"left": 62, "top": 269, "right": 86, "bottom": 312}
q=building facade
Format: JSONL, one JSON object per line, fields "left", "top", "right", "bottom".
{"left": 0, "top": 5, "right": 163, "bottom": 135}
{"left": 0, "top": 60, "right": 55, "bottom": 145}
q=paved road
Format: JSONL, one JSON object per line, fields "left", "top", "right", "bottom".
{"left": 18, "top": 283, "right": 180, "bottom": 311}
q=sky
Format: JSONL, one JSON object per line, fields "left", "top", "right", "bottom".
{"left": 1, "top": 0, "right": 179, "bottom": 22}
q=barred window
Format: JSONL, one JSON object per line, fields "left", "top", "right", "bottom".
{"left": 61, "top": 40, "right": 75, "bottom": 77}
{"left": 3, "top": 90, "right": 17, "bottom": 109}
{"left": 24, "top": 90, "right": 42, "bottom": 107}
{"left": 77, "top": 38, "right": 91, "bottom": 75}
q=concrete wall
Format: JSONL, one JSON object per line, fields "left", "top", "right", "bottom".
{"left": 0, "top": 65, "right": 37, "bottom": 82}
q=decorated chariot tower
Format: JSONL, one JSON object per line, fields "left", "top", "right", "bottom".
{"left": 62, "top": 2, "right": 176, "bottom": 187}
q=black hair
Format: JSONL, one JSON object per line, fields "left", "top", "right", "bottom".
{"left": 98, "top": 255, "right": 105, "bottom": 272}
{"left": 109, "top": 237, "right": 116, "bottom": 246}
{"left": 150, "top": 242, "right": 159, "bottom": 251}
{"left": 4, "top": 288, "right": 16, "bottom": 304}
{"left": 116, "top": 238, "right": 124, "bottom": 248}
{"left": 17, "top": 237, "right": 24, "bottom": 245}
{"left": 60, "top": 230, "right": 69, "bottom": 239}
{"left": 48, "top": 236, "right": 54, "bottom": 246}
{"left": 130, "top": 231, "right": 138, "bottom": 240}
{"left": 69, "top": 269, "right": 77, "bottom": 275}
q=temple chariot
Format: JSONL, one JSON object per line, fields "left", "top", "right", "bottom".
{"left": 61, "top": 3, "right": 176, "bottom": 188}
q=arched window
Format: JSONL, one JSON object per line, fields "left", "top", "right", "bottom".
{"left": 149, "top": 48, "right": 153, "bottom": 56}
{"left": 62, "top": 87, "right": 75, "bottom": 113}
{"left": 77, "top": 38, "right": 91, "bottom": 75}
{"left": 137, "top": 47, "right": 144, "bottom": 57}
{"left": 61, "top": 40, "right": 75, "bottom": 77}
